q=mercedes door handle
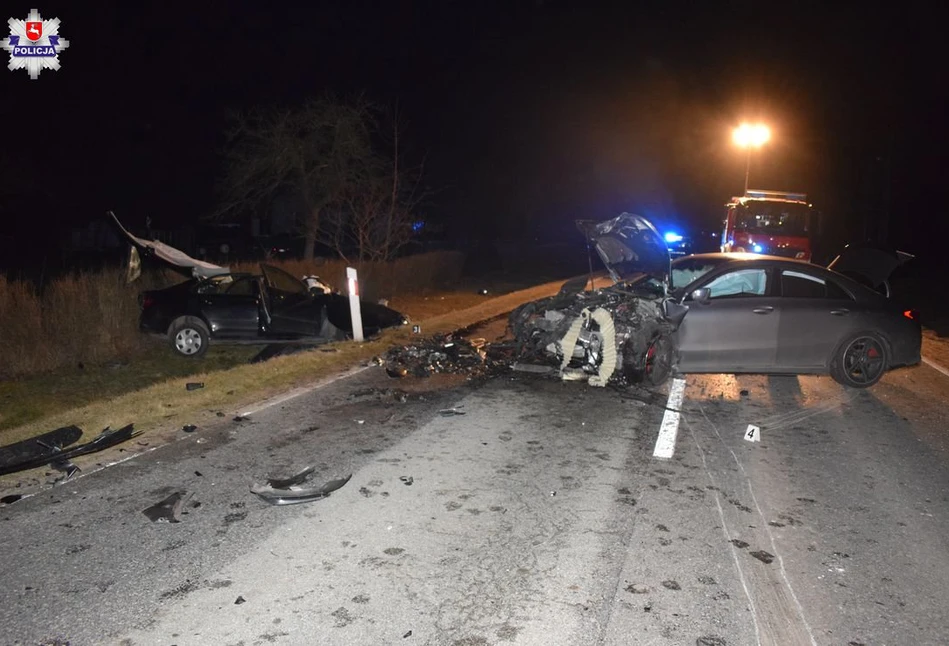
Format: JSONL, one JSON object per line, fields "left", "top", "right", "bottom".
{"left": 830, "top": 309, "right": 850, "bottom": 316}
{"left": 752, "top": 306, "right": 774, "bottom": 315}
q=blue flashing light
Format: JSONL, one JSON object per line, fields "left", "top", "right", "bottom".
{"left": 664, "top": 232, "right": 683, "bottom": 243}
{"left": 752, "top": 243, "right": 763, "bottom": 253}
{"left": 412, "top": 220, "right": 425, "bottom": 232}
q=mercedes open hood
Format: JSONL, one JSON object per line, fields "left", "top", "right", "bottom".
{"left": 576, "top": 213, "right": 671, "bottom": 284}
{"left": 827, "top": 242, "right": 914, "bottom": 291}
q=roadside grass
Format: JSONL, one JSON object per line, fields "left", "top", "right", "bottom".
{"left": 0, "top": 343, "right": 260, "bottom": 432}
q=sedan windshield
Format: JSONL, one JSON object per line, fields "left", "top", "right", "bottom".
{"left": 670, "top": 256, "right": 731, "bottom": 290}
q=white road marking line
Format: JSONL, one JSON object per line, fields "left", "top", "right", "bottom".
{"left": 239, "top": 364, "right": 372, "bottom": 417}
{"left": 922, "top": 356, "right": 949, "bottom": 379}
{"left": 653, "top": 377, "right": 686, "bottom": 459}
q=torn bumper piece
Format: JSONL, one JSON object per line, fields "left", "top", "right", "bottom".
{"left": 266, "top": 465, "right": 316, "bottom": 489}
{"left": 251, "top": 472, "right": 352, "bottom": 506}
{"left": 0, "top": 424, "right": 139, "bottom": 477}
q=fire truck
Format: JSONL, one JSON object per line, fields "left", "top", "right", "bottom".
{"left": 720, "top": 189, "right": 817, "bottom": 261}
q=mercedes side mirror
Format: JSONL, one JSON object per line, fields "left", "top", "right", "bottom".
{"left": 691, "top": 287, "right": 711, "bottom": 304}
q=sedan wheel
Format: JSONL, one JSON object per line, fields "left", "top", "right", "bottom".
{"left": 168, "top": 317, "right": 210, "bottom": 358}
{"left": 643, "top": 334, "right": 674, "bottom": 387}
{"left": 831, "top": 333, "right": 887, "bottom": 388}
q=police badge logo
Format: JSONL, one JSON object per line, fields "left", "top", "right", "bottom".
{"left": 3, "top": 8, "right": 70, "bottom": 79}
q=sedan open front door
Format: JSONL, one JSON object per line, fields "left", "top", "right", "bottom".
{"left": 259, "top": 264, "right": 323, "bottom": 337}
{"left": 676, "top": 266, "right": 780, "bottom": 373}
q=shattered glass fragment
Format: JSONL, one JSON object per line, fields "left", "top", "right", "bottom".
{"left": 143, "top": 491, "right": 191, "bottom": 523}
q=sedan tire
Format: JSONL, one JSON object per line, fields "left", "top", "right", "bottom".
{"left": 643, "top": 334, "right": 674, "bottom": 387}
{"left": 830, "top": 332, "right": 888, "bottom": 388}
{"left": 169, "top": 316, "right": 210, "bottom": 358}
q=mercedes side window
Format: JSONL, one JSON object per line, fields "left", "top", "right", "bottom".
{"left": 704, "top": 268, "right": 768, "bottom": 299}
{"left": 781, "top": 270, "right": 852, "bottom": 300}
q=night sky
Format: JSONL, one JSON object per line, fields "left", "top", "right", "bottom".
{"left": 1, "top": 1, "right": 945, "bottom": 269}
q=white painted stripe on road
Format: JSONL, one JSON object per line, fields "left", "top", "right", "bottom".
{"left": 922, "top": 355, "right": 949, "bottom": 379}
{"left": 653, "top": 377, "right": 686, "bottom": 459}
{"left": 239, "top": 364, "right": 372, "bottom": 417}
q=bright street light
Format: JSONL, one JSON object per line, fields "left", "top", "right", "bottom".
{"left": 733, "top": 123, "right": 771, "bottom": 194}
{"left": 733, "top": 123, "right": 771, "bottom": 148}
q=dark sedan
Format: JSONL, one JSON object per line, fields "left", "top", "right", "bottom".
{"left": 671, "top": 253, "right": 920, "bottom": 387}
{"left": 140, "top": 264, "right": 407, "bottom": 358}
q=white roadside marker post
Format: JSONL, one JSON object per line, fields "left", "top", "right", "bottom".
{"left": 347, "top": 266, "right": 364, "bottom": 343}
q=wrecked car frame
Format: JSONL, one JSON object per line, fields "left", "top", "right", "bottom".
{"left": 510, "top": 213, "right": 686, "bottom": 388}
{"left": 507, "top": 212, "right": 920, "bottom": 389}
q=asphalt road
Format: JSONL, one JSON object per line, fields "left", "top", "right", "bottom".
{"left": 2, "top": 336, "right": 949, "bottom": 645}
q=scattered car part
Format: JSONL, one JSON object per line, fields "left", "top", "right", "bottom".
{"left": 142, "top": 491, "right": 191, "bottom": 523}
{"left": 185, "top": 382, "right": 204, "bottom": 391}
{"left": 438, "top": 407, "right": 466, "bottom": 416}
{"left": 182, "top": 424, "right": 197, "bottom": 433}
{"left": 0, "top": 424, "right": 139, "bottom": 477}
{"left": 384, "top": 334, "right": 505, "bottom": 379}
{"left": 49, "top": 458, "right": 81, "bottom": 480}
{"left": 1, "top": 494, "right": 23, "bottom": 505}
{"left": 0, "top": 425, "right": 82, "bottom": 475}
{"left": 399, "top": 476, "right": 414, "bottom": 486}
{"left": 250, "top": 473, "right": 352, "bottom": 506}
{"left": 266, "top": 465, "right": 316, "bottom": 489}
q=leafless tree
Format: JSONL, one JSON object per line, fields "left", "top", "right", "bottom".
{"left": 321, "top": 106, "right": 428, "bottom": 263}
{"left": 216, "top": 95, "right": 375, "bottom": 259}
